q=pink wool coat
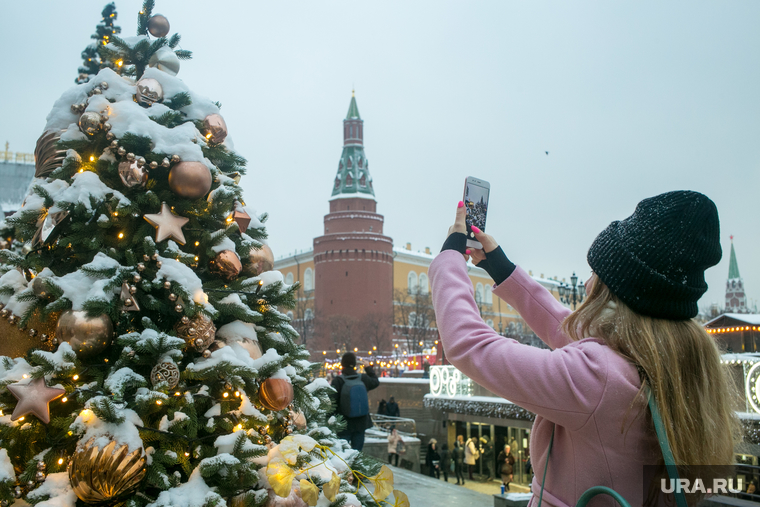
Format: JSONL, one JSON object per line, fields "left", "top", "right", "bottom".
{"left": 430, "top": 250, "right": 660, "bottom": 507}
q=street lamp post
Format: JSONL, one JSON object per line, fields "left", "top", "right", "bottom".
{"left": 558, "top": 272, "right": 586, "bottom": 310}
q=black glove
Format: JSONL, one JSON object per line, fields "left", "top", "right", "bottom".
{"left": 440, "top": 232, "right": 467, "bottom": 254}
{"left": 475, "top": 246, "right": 516, "bottom": 285}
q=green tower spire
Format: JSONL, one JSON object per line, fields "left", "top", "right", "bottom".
{"left": 331, "top": 91, "right": 375, "bottom": 200}
{"left": 728, "top": 236, "right": 741, "bottom": 279}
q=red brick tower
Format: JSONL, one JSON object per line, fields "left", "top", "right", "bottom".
{"left": 313, "top": 93, "right": 394, "bottom": 349}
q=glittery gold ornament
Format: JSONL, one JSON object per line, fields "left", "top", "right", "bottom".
{"left": 259, "top": 378, "right": 294, "bottom": 411}
{"left": 203, "top": 113, "right": 228, "bottom": 144}
{"left": 147, "top": 14, "right": 170, "bottom": 37}
{"left": 78, "top": 111, "right": 103, "bottom": 136}
{"left": 210, "top": 250, "right": 242, "bottom": 280}
{"left": 245, "top": 244, "right": 274, "bottom": 276}
{"left": 134, "top": 78, "right": 163, "bottom": 107}
{"left": 68, "top": 438, "right": 146, "bottom": 504}
{"left": 150, "top": 362, "right": 180, "bottom": 388}
{"left": 174, "top": 313, "right": 216, "bottom": 352}
{"left": 56, "top": 310, "right": 113, "bottom": 358}
{"left": 34, "top": 130, "right": 66, "bottom": 178}
{"left": 168, "top": 162, "right": 212, "bottom": 199}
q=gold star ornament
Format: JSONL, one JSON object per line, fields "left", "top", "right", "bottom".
{"left": 7, "top": 377, "right": 66, "bottom": 424}
{"left": 144, "top": 202, "right": 189, "bottom": 245}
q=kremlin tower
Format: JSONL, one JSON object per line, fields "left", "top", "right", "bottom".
{"left": 725, "top": 236, "right": 749, "bottom": 313}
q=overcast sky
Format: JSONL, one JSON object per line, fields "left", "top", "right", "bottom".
{"left": 1, "top": 1, "right": 758, "bottom": 312}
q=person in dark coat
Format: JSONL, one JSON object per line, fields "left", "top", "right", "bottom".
{"left": 439, "top": 443, "right": 451, "bottom": 482}
{"left": 426, "top": 439, "right": 441, "bottom": 479}
{"left": 480, "top": 435, "right": 495, "bottom": 482}
{"left": 386, "top": 396, "right": 400, "bottom": 417}
{"left": 497, "top": 444, "right": 515, "bottom": 491}
{"left": 377, "top": 399, "right": 387, "bottom": 415}
{"left": 330, "top": 352, "right": 380, "bottom": 451}
{"left": 452, "top": 440, "right": 466, "bottom": 485}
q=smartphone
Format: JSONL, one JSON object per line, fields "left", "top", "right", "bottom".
{"left": 463, "top": 176, "right": 490, "bottom": 249}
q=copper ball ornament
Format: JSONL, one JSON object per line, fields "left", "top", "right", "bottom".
{"left": 203, "top": 114, "right": 228, "bottom": 144}
{"left": 174, "top": 313, "right": 215, "bottom": 353}
{"left": 245, "top": 244, "right": 275, "bottom": 276}
{"left": 78, "top": 112, "right": 103, "bottom": 136}
{"left": 150, "top": 362, "right": 180, "bottom": 389}
{"left": 168, "top": 162, "right": 212, "bottom": 199}
{"left": 147, "top": 14, "right": 170, "bottom": 37}
{"left": 134, "top": 78, "right": 163, "bottom": 107}
{"left": 56, "top": 310, "right": 113, "bottom": 358}
{"left": 259, "top": 378, "right": 294, "bottom": 411}
{"left": 210, "top": 250, "right": 242, "bottom": 280}
{"left": 68, "top": 438, "right": 146, "bottom": 504}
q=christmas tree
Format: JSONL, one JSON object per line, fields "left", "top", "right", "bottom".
{"left": 0, "top": 2, "right": 406, "bottom": 507}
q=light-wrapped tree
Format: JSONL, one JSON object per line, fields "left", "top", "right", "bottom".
{"left": 0, "top": 2, "right": 405, "bottom": 507}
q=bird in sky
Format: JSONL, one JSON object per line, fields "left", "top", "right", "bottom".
{"left": 545, "top": 151, "right": 549, "bottom": 155}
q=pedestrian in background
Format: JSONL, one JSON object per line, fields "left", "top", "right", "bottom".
{"left": 452, "top": 439, "right": 466, "bottom": 485}
{"left": 464, "top": 436, "right": 479, "bottom": 480}
{"left": 426, "top": 438, "right": 441, "bottom": 479}
{"left": 498, "top": 444, "right": 515, "bottom": 491}
{"left": 387, "top": 426, "right": 403, "bottom": 467}
{"left": 330, "top": 352, "right": 379, "bottom": 451}
{"left": 377, "top": 399, "right": 387, "bottom": 416}
{"left": 480, "top": 435, "right": 495, "bottom": 482}
{"left": 440, "top": 443, "right": 451, "bottom": 482}
{"left": 386, "top": 396, "right": 400, "bottom": 417}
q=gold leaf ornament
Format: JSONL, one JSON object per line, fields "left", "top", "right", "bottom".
{"left": 393, "top": 490, "right": 410, "bottom": 507}
{"left": 68, "top": 438, "right": 147, "bottom": 503}
{"left": 34, "top": 130, "right": 67, "bottom": 178}
{"left": 370, "top": 465, "right": 394, "bottom": 501}
{"left": 266, "top": 458, "right": 296, "bottom": 498}
{"left": 299, "top": 480, "right": 319, "bottom": 506}
{"left": 322, "top": 472, "right": 340, "bottom": 502}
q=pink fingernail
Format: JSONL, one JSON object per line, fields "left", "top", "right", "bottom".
{"left": 465, "top": 249, "right": 471, "bottom": 255}
{"left": 457, "top": 201, "right": 464, "bottom": 208}
{"left": 472, "top": 226, "right": 481, "bottom": 234}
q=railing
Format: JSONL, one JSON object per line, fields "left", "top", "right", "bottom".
{"left": 370, "top": 414, "right": 417, "bottom": 437}
{"left": 0, "top": 151, "right": 34, "bottom": 164}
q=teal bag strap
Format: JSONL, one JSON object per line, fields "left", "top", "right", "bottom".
{"left": 535, "top": 383, "right": 687, "bottom": 507}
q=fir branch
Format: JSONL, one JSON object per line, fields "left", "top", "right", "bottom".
{"left": 175, "top": 49, "right": 192, "bottom": 60}
{"left": 164, "top": 92, "right": 192, "bottom": 110}
{"left": 168, "top": 33, "right": 181, "bottom": 49}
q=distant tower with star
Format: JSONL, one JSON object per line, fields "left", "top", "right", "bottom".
{"left": 725, "top": 236, "right": 749, "bottom": 313}
{"left": 312, "top": 92, "right": 394, "bottom": 347}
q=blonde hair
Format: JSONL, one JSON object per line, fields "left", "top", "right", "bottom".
{"left": 562, "top": 277, "right": 742, "bottom": 469}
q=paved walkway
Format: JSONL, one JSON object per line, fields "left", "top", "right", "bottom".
{"left": 458, "top": 477, "right": 531, "bottom": 497}
{"left": 390, "top": 466, "right": 493, "bottom": 506}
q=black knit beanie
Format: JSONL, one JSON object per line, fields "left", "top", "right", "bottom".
{"left": 587, "top": 190, "right": 721, "bottom": 320}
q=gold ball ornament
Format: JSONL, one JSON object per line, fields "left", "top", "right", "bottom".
{"left": 68, "top": 438, "right": 146, "bottom": 504}
{"left": 150, "top": 362, "right": 180, "bottom": 388}
{"left": 78, "top": 112, "right": 103, "bottom": 136}
{"left": 245, "top": 244, "right": 275, "bottom": 276}
{"left": 147, "top": 14, "right": 170, "bottom": 37}
{"left": 210, "top": 250, "right": 242, "bottom": 280}
{"left": 168, "top": 162, "right": 212, "bottom": 199}
{"left": 203, "top": 114, "right": 228, "bottom": 144}
{"left": 174, "top": 313, "right": 216, "bottom": 352}
{"left": 56, "top": 310, "right": 113, "bottom": 358}
{"left": 259, "top": 378, "right": 294, "bottom": 411}
{"left": 134, "top": 78, "right": 163, "bottom": 107}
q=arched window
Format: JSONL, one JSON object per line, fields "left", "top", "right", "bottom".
{"left": 476, "top": 283, "right": 484, "bottom": 304}
{"left": 409, "top": 312, "right": 417, "bottom": 327}
{"left": 349, "top": 125, "right": 353, "bottom": 137}
{"left": 304, "top": 268, "right": 313, "bottom": 291}
{"left": 485, "top": 284, "right": 493, "bottom": 304}
{"left": 285, "top": 272, "right": 294, "bottom": 285}
{"left": 305, "top": 308, "right": 313, "bottom": 320}
{"left": 407, "top": 271, "right": 418, "bottom": 294}
{"left": 419, "top": 273, "right": 429, "bottom": 294}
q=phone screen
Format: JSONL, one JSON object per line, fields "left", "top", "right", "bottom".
{"left": 464, "top": 180, "right": 489, "bottom": 235}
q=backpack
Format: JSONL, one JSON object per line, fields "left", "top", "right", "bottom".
{"left": 340, "top": 375, "right": 369, "bottom": 418}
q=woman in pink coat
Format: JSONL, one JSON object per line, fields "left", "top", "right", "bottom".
{"left": 429, "top": 191, "right": 740, "bottom": 507}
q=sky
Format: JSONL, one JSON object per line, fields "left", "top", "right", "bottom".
{"left": 1, "top": 1, "right": 758, "bottom": 312}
